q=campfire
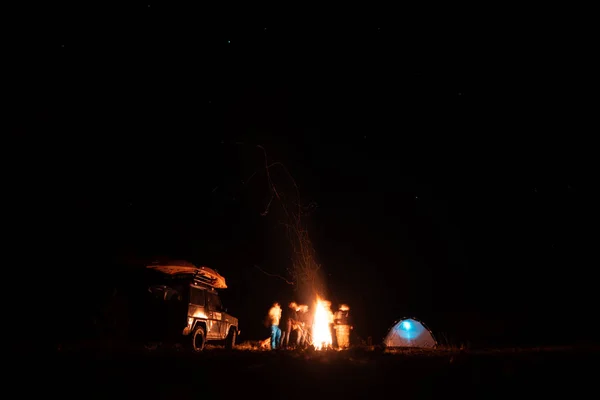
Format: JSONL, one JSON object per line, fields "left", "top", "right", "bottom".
{"left": 312, "top": 296, "right": 334, "bottom": 350}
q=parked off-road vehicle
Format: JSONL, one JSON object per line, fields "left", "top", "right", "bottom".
{"left": 139, "top": 261, "right": 239, "bottom": 351}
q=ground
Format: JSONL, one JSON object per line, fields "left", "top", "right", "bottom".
{"left": 43, "top": 343, "right": 597, "bottom": 399}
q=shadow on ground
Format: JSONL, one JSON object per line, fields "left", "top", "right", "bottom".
{"left": 42, "top": 345, "right": 597, "bottom": 399}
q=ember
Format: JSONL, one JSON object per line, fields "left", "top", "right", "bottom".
{"left": 312, "top": 296, "right": 333, "bottom": 350}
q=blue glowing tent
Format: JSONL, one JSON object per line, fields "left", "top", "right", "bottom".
{"left": 383, "top": 317, "right": 437, "bottom": 348}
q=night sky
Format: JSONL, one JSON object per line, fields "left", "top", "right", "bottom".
{"left": 16, "top": 6, "right": 596, "bottom": 347}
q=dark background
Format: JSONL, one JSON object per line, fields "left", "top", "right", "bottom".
{"left": 11, "top": 5, "right": 597, "bottom": 348}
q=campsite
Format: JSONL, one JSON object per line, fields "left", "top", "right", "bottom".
{"left": 32, "top": 8, "right": 595, "bottom": 399}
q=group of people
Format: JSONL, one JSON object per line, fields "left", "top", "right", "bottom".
{"left": 266, "top": 301, "right": 352, "bottom": 350}
{"left": 267, "top": 302, "right": 311, "bottom": 350}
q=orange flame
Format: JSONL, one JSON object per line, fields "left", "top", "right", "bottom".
{"left": 312, "top": 296, "right": 333, "bottom": 350}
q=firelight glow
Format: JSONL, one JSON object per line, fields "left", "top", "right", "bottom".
{"left": 312, "top": 296, "right": 333, "bottom": 350}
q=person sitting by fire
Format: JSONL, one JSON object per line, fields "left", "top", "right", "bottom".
{"left": 283, "top": 302, "right": 302, "bottom": 348}
{"left": 333, "top": 304, "right": 352, "bottom": 349}
{"left": 267, "top": 302, "right": 282, "bottom": 350}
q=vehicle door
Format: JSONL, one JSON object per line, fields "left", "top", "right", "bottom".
{"left": 189, "top": 286, "right": 211, "bottom": 331}
{"left": 205, "top": 291, "right": 225, "bottom": 339}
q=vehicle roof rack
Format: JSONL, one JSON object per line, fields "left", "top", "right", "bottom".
{"left": 146, "top": 263, "right": 227, "bottom": 289}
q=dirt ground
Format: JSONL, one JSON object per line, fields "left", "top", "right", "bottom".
{"left": 40, "top": 344, "right": 597, "bottom": 399}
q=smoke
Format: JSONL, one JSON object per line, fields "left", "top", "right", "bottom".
{"left": 255, "top": 145, "right": 326, "bottom": 303}
{"left": 285, "top": 221, "right": 326, "bottom": 304}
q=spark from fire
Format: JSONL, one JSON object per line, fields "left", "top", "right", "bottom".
{"left": 312, "top": 296, "right": 333, "bottom": 350}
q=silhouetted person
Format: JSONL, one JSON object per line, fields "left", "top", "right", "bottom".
{"left": 284, "top": 302, "right": 301, "bottom": 348}
{"left": 298, "top": 304, "right": 311, "bottom": 347}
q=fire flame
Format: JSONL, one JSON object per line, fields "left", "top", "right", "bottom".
{"left": 312, "top": 296, "right": 333, "bottom": 350}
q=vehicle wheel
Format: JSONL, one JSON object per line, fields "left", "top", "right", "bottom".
{"left": 225, "top": 328, "right": 237, "bottom": 349}
{"left": 192, "top": 327, "right": 206, "bottom": 352}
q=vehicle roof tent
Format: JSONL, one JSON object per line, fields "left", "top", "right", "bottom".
{"left": 383, "top": 317, "right": 437, "bottom": 348}
{"left": 146, "top": 261, "right": 227, "bottom": 289}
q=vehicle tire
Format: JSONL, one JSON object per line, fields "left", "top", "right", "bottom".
{"left": 225, "top": 327, "right": 237, "bottom": 349}
{"left": 192, "top": 327, "right": 206, "bottom": 352}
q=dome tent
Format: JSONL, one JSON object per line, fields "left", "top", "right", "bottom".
{"left": 383, "top": 317, "right": 437, "bottom": 348}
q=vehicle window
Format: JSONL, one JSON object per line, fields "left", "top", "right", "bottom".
{"left": 166, "top": 289, "right": 182, "bottom": 301}
{"left": 190, "top": 287, "right": 206, "bottom": 306}
{"left": 206, "top": 292, "right": 222, "bottom": 311}
{"left": 148, "top": 285, "right": 181, "bottom": 301}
